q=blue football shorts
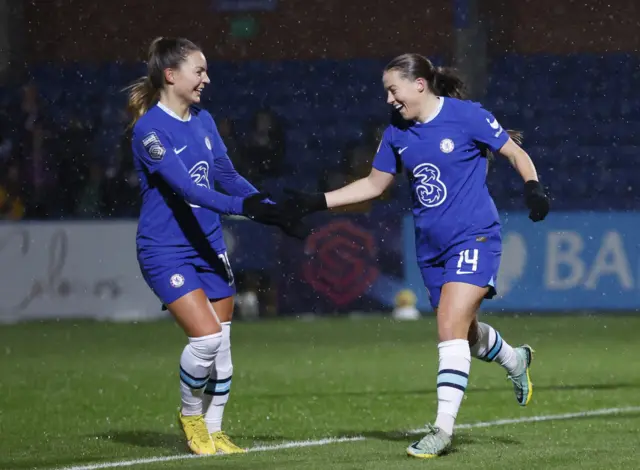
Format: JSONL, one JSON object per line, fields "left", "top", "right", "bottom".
{"left": 420, "top": 235, "right": 501, "bottom": 310}
{"left": 140, "top": 251, "right": 235, "bottom": 306}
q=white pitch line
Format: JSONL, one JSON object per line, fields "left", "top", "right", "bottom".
{"left": 249, "top": 436, "right": 365, "bottom": 452}
{"left": 412, "top": 405, "right": 640, "bottom": 433}
{"left": 54, "top": 406, "right": 640, "bottom": 470}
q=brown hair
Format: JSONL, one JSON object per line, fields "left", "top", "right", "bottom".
{"left": 124, "top": 37, "right": 201, "bottom": 127}
{"left": 385, "top": 53, "right": 523, "bottom": 160}
{"left": 384, "top": 53, "right": 465, "bottom": 99}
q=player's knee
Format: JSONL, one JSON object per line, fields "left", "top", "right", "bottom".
{"left": 437, "top": 310, "right": 471, "bottom": 341}
{"left": 188, "top": 333, "right": 222, "bottom": 361}
{"left": 198, "top": 310, "right": 223, "bottom": 336}
{"left": 467, "top": 317, "right": 480, "bottom": 344}
{"left": 216, "top": 309, "right": 233, "bottom": 323}
{"left": 196, "top": 321, "right": 222, "bottom": 337}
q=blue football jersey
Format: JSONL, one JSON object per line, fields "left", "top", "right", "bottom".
{"left": 132, "top": 103, "right": 243, "bottom": 260}
{"left": 373, "top": 97, "right": 509, "bottom": 265}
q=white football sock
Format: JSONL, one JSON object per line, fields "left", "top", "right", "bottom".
{"left": 434, "top": 339, "right": 471, "bottom": 436}
{"left": 203, "top": 322, "right": 232, "bottom": 433}
{"left": 470, "top": 322, "right": 520, "bottom": 375}
{"left": 179, "top": 332, "right": 222, "bottom": 416}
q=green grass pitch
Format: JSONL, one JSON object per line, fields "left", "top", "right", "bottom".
{"left": 1, "top": 316, "right": 639, "bottom": 469}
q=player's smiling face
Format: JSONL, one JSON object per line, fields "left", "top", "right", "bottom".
{"left": 168, "top": 51, "right": 210, "bottom": 105}
{"left": 383, "top": 69, "right": 426, "bottom": 121}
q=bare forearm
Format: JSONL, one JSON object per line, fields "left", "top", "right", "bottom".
{"left": 499, "top": 138, "right": 538, "bottom": 182}
{"left": 510, "top": 152, "right": 538, "bottom": 182}
{"left": 325, "top": 177, "right": 384, "bottom": 208}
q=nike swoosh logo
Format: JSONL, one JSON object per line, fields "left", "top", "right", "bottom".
{"left": 398, "top": 146, "right": 409, "bottom": 154}
{"left": 175, "top": 145, "right": 188, "bottom": 155}
{"left": 456, "top": 269, "right": 474, "bottom": 275}
{"left": 486, "top": 118, "right": 500, "bottom": 130}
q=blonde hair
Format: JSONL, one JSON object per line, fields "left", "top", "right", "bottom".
{"left": 124, "top": 77, "right": 160, "bottom": 127}
{"left": 124, "top": 37, "right": 201, "bottom": 127}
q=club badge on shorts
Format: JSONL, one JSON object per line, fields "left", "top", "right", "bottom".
{"left": 170, "top": 274, "right": 185, "bottom": 288}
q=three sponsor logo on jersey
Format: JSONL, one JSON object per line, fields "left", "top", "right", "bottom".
{"left": 406, "top": 116, "right": 502, "bottom": 208}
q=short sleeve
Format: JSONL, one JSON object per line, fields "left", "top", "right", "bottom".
{"left": 465, "top": 103, "right": 509, "bottom": 152}
{"left": 372, "top": 126, "right": 399, "bottom": 175}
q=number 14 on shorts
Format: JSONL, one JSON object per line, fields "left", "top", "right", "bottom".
{"left": 456, "top": 249, "right": 478, "bottom": 275}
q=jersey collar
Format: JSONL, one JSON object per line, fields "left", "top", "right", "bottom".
{"left": 415, "top": 96, "right": 444, "bottom": 125}
{"left": 157, "top": 102, "right": 192, "bottom": 122}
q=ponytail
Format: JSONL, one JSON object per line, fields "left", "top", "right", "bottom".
{"left": 430, "top": 67, "right": 525, "bottom": 150}
{"left": 506, "top": 130, "right": 523, "bottom": 146}
{"left": 432, "top": 66, "right": 466, "bottom": 99}
{"left": 124, "top": 76, "right": 160, "bottom": 128}
{"left": 123, "top": 36, "right": 201, "bottom": 128}
{"left": 383, "top": 54, "right": 524, "bottom": 165}
{"left": 430, "top": 67, "right": 524, "bottom": 164}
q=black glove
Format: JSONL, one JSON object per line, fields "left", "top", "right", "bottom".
{"left": 242, "top": 192, "right": 310, "bottom": 240}
{"left": 242, "top": 192, "right": 285, "bottom": 224}
{"left": 282, "top": 188, "right": 328, "bottom": 219}
{"left": 524, "top": 180, "right": 550, "bottom": 222}
{"left": 278, "top": 217, "right": 312, "bottom": 240}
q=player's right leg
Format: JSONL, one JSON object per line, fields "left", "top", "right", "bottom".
{"left": 143, "top": 264, "right": 221, "bottom": 455}
{"left": 468, "top": 318, "right": 533, "bottom": 406}
{"left": 407, "top": 264, "right": 458, "bottom": 459}
{"left": 197, "top": 253, "right": 246, "bottom": 454}
{"left": 408, "top": 281, "right": 485, "bottom": 459}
